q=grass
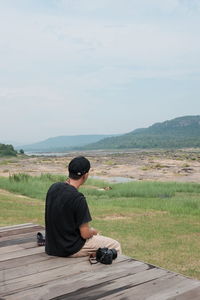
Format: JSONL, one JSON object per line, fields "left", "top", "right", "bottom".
{"left": 0, "top": 173, "right": 199, "bottom": 279}
{"left": 0, "top": 191, "right": 44, "bottom": 226}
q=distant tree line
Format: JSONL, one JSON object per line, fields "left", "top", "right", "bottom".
{"left": 83, "top": 134, "right": 200, "bottom": 150}
{"left": 0, "top": 144, "right": 18, "bottom": 157}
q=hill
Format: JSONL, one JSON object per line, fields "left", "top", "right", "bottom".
{"left": 82, "top": 116, "right": 200, "bottom": 149}
{"left": 19, "top": 135, "right": 115, "bottom": 152}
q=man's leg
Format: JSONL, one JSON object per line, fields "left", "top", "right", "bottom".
{"left": 70, "top": 235, "right": 121, "bottom": 258}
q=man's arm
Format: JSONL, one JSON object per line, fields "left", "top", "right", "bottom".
{"left": 79, "top": 223, "right": 98, "bottom": 239}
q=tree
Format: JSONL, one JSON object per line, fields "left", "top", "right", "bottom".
{"left": 19, "top": 149, "right": 24, "bottom": 154}
{"left": 0, "top": 143, "right": 17, "bottom": 157}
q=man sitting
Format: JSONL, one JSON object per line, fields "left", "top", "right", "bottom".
{"left": 45, "top": 156, "right": 121, "bottom": 257}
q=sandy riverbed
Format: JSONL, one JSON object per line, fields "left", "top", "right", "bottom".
{"left": 0, "top": 149, "right": 200, "bottom": 183}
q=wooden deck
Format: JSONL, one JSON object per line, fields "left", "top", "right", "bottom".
{"left": 0, "top": 224, "right": 200, "bottom": 300}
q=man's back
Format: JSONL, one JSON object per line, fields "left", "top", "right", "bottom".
{"left": 45, "top": 182, "right": 91, "bottom": 257}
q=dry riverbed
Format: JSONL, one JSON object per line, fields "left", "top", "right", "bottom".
{"left": 1, "top": 149, "right": 200, "bottom": 183}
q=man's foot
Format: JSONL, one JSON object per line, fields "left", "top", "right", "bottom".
{"left": 37, "top": 232, "right": 45, "bottom": 246}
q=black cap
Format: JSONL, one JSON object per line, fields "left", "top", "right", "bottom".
{"left": 68, "top": 156, "right": 90, "bottom": 176}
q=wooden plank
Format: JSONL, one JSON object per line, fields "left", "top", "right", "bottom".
{"left": 0, "top": 223, "right": 34, "bottom": 232}
{"left": 0, "top": 252, "right": 51, "bottom": 271}
{"left": 1, "top": 256, "right": 140, "bottom": 283}
{"left": 0, "top": 240, "right": 42, "bottom": 255}
{"left": 0, "top": 246, "right": 45, "bottom": 262}
{"left": 49, "top": 272, "right": 200, "bottom": 300}
{"left": 18, "top": 242, "right": 38, "bottom": 249}
{"left": 0, "top": 261, "right": 160, "bottom": 298}
{"left": 147, "top": 277, "right": 200, "bottom": 300}
{"left": 3, "top": 270, "right": 199, "bottom": 300}
{"left": 155, "top": 278, "right": 200, "bottom": 299}
{"left": 0, "top": 255, "right": 89, "bottom": 281}
{"left": 0, "top": 230, "right": 45, "bottom": 247}
{"left": 1, "top": 253, "right": 199, "bottom": 300}
{"left": 99, "top": 273, "right": 200, "bottom": 300}
{"left": 0, "top": 244, "right": 30, "bottom": 255}
{"left": 2, "top": 265, "right": 169, "bottom": 300}
{"left": 0, "top": 255, "right": 130, "bottom": 291}
{"left": 0, "top": 257, "right": 143, "bottom": 296}
{"left": 168, "top": 286, "right": 200, "bottom": 300}
{"left": 1, "top": 225, "right": 200, "bottom": 300}
{"left": 0, "top": 225, "right": 44, "bottom": 238}
{"left": 0, "top": 236, "right": 37, "bottom": 248}
{"left": 51, "top": 268, "right": 169, "bottom": 300}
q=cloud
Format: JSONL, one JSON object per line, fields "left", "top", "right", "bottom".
{"left": 0, "top": 1, "right": 199, "bottom": 80}
{"left": 179, "top": 0, "right": 200, "bottom": 11}
{"left": 0, "top": 1, "right": 200, "bottom": 143}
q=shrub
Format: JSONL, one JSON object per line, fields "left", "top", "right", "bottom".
{"left": 0, "top": 144, "right": 17, "bottom": 157}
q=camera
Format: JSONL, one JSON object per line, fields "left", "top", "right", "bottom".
{"left": 96, "top": 247, "right": 117, "bottom": 264}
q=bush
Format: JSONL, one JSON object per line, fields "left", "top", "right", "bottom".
{"left": 9, "top": 173, "right": 31, "bottom": 182}
{"left": 0, "top": 144, "right": 17, "bottom": 157}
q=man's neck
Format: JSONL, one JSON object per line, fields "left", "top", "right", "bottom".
{"left": 67, "top": 179, "right": 82, "bottom": 189}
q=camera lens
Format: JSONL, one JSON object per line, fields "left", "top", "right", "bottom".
{"left": 111, "top": 249, "right": 117, "bottom": 260}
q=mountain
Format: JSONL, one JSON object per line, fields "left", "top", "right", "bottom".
{"left": 19, "top": 135, "right": 115, "bottom": 152}
{"left": 82, "top": 116, "right": 200, "bottom": 150}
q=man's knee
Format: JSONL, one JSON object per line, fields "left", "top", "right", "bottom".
{"left": 112, "top": 239, "right": 122, "bottom": 254}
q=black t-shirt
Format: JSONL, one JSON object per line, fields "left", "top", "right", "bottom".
{"left": 45, "top": 182, "right": 92, "bottom": 257}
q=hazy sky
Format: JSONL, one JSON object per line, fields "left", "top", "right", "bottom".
{"left": 0, "top": 0, "right": 200, "bottom": 144}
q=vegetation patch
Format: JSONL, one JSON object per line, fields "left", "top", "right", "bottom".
{"left": 0, "top": 144, "right": 17, "bottom": 157}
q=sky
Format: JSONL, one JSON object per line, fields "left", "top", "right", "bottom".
{"left": 0, "top": 0, "right": 200, "bottom": 145}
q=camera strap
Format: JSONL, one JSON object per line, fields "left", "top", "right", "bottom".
{"left": 89, "top": 256, "right": 98, "bottom": 265}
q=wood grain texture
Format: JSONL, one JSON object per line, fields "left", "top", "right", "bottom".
{"left": 0, "top": 230, "right": 45, "bottom": 247}
{"left": 0, "top": 223, "right": 34, "bottom": 232}
{"left": 0, "top": 224, "right": 44, "bottom": 238}
{"left": 0, "top": 224, "right": 200, "bottom": 300}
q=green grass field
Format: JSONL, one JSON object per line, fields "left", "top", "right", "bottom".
{"left": 0, "top": 173, "right": 199, "bottom": 280}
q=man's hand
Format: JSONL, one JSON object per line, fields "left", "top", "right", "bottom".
{"left": 79, "top": 223, "right": 98, "bottom": 239}
{"left": 90, "top": 227, "right": 98, "bottom": 235}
